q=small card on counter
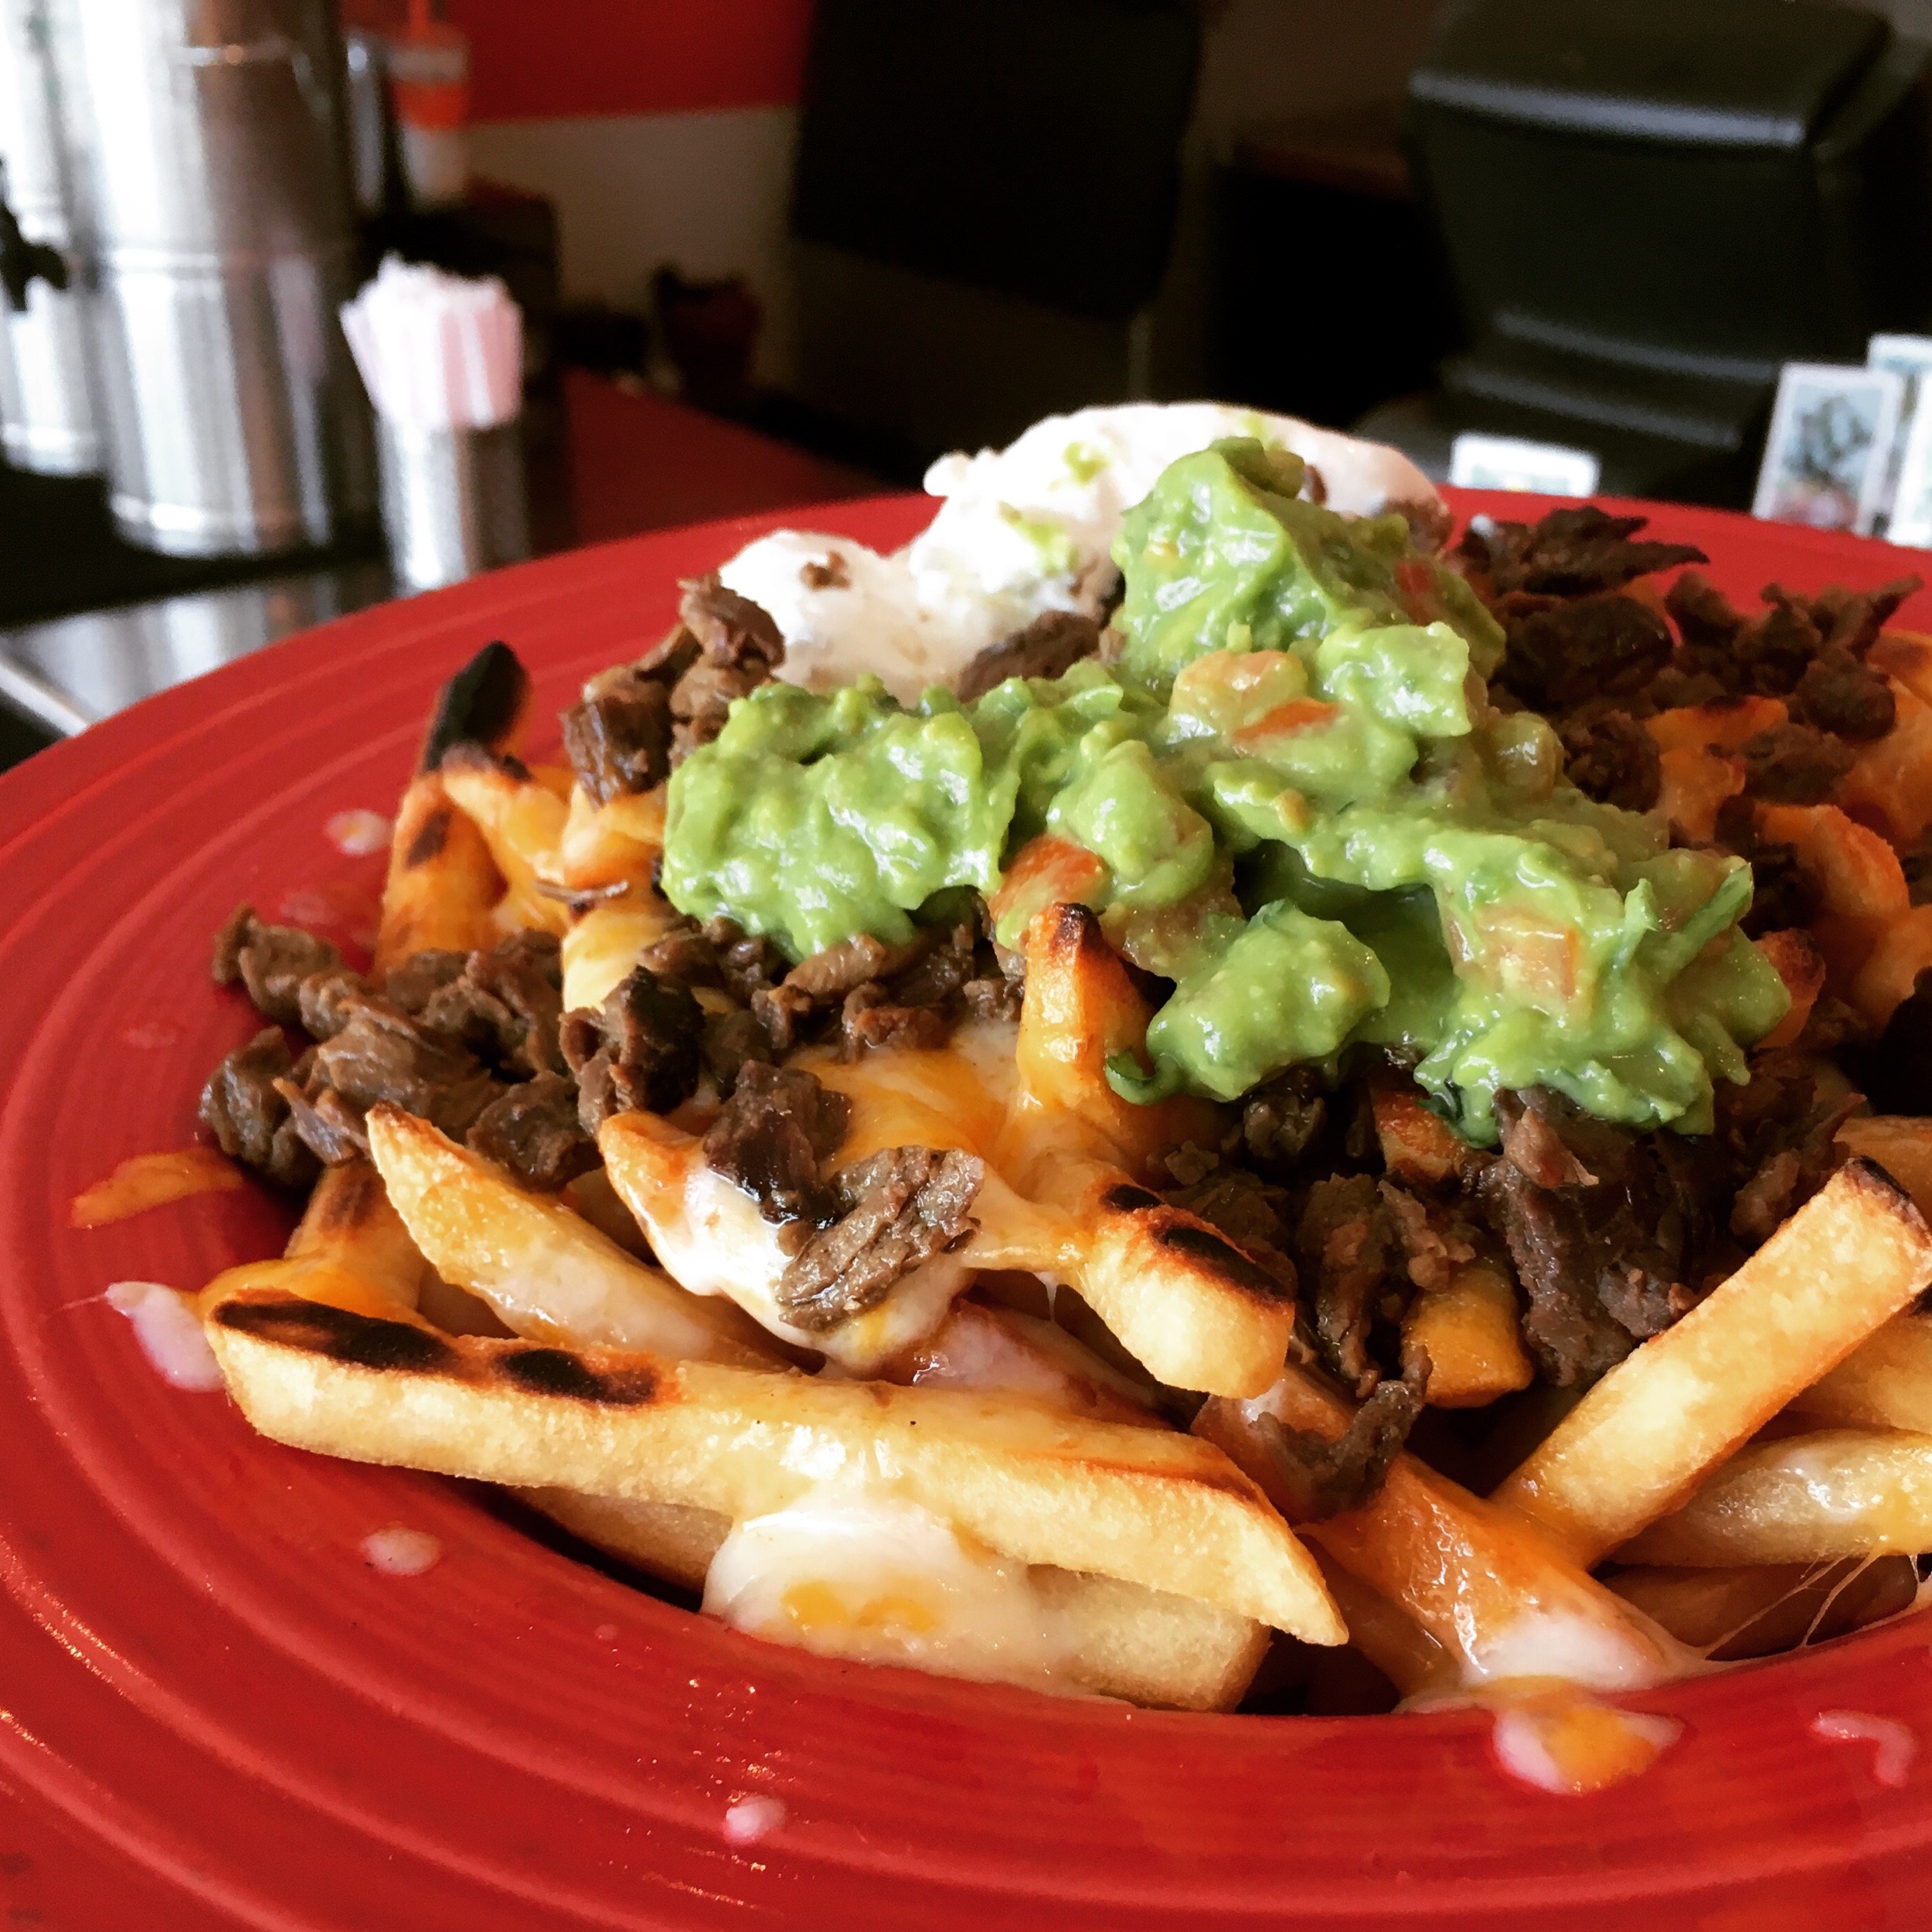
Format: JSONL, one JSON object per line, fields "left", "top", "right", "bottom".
{"left": 1448, "top": 433, "right": 1600, "bottom": 498}
{"left": 1865, "top": 334, "right": 1932, "bottom": 537}
{"left": 1753, "top": 361, "right": 1903, "bottom": 536}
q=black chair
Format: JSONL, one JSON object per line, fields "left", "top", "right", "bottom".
{"left": 782, "top": 0, "right": 1202, "bottom": 467}
{"left": 1368, "top": 0, "right": 1932, "bottom": 503}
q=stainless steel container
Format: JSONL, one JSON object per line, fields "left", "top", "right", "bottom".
{"left": 47, "top": 0, "right": 374, "bottom": 556}
{"left": 0, "top": 0, "right": 100, "bottom": 476}
{"left": 378, "top": 417, "right": 529, "bottom": 592}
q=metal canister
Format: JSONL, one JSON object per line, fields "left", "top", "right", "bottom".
{"left": 46, "top": 0, "right": 374, "bottom": 556}
{"left": 0, "top": 0, "right": 100, "bottom": 476}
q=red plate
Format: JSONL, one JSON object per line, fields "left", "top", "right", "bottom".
{"left": 4, "top": 492, "right": 1932, "bottom": 1930}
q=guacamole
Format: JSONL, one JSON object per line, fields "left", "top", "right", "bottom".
{"left": 661, "top": 440, "right": 1787, "bottom": 1141}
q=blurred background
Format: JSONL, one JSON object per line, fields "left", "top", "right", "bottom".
{"left": 7, "top": 0, "right": 1932, "bottom": 767}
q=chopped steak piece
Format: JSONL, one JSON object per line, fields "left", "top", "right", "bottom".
{"left": 700, "top": 1061, "right": 850, "bottom": 1223}
{"left": 668, "top": 573, "right": 784, "bottom": 754}
{"left": 560, "top": 965, "right": 705, "bottom": 1128}
{"left": 1377, "top": 1182, "right": 1475, "bottom": 1292}
{"left": 840, "top": 982, "right": 951, "bottom": 1055}
{"left": 311, "top": 995, "right": 498, "bottom": 1139}
{"left": 560, "top": 664, "right": 675, "bottom": 805}
{"left": 1733, "top": 593, "right": 1823, "bottom": 697}
{"left": 1790, "top": 645, "right": 1896, "bottom": 741}
{"left": 1476, "top": 1089, "right": 1725, "bottom": 1386}
{"left": 1296, "top": 1175, "right": 1402, "bottom": 1397}
{"left": 297, "top": 968, "right": 368, "bottom": 1043}
{"left": 1248, "top": 1353, "right": 1431, "bottom": 1522}
{"left": 422, "top": 934, "right": 565, "bottom": 1077}
{"left": 1740, "top": 722, "right": 1854, "bottom": 803}
{"left": 1665, "top": 570, "right": 1747, "bottom": 657}
{"left": 199, "top": 1028, "right": 318, "bottom": 1189}
{"left": 702, "top": 917, "right": 787, "bottom": 1002}
{"left": 1498, "top": 593, "right": 1674, "bottom": 713}
{"left": 492, "top": 927, "right": 563, "bottom": 991}
{"left": 701, "top": 1008, "right": 774, "bottom": 1097}
{"left": 775, "top": 1145, "right": 985, "bottom": 1330}
{"left": 467, "top": 1073, "right": 599, "bottom": 1189}
{"left": 1169, "top": 1169, "right": 1298, "bottom": 1291}
{"left": 1243, "top": 1067, "right": 1329, "bottom": 1177}
{"left": 211, "top": 905, "right": 342, "bottom": 1027}
{"left": 1716, "top": 1049, "right": 1860, "bottom": 1243}
{"left": 637, "top": 917, "right": 723, "bottom": 987}
{"left": 886, "top": 923, "right": 977, "bottom": 1010}
{"left": 1457, "top": 506, "right": 1706, "bottom": 597}
{"left": 1770, "top": 575, "right": 1920, "bottom": 659}
{"left": 1560, "top": 709, "right": 1662, "bottom": 811}
{"left": 1852, "top": 967, "right": 1932, "bottom": 1115}
{"left": 962, "top": 972, "right": 1024, "bottom": 1022}
{"left": 753, "top": 930, "right": 934, "bottom": 1050}
{"left": 954, "top": 611, "right": 1103, "bottom": 703}
{"left": 383, "top": 948, "right": 468, "bottom": 1015}
{"left": 274, "top": 1077, "right": 369, "bottom": 1165}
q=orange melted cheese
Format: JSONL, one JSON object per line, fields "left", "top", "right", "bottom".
{"left": 70, "top": 1148, "right": 245, "bottom": 1228}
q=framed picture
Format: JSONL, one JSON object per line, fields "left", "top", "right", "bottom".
{"left": 1752, "top": 362, "right": 1904, "bottom": 534}
{"left": 1865, "top": 333, "right": 1932, "bottom": 536}
{"left": 1886, "top": 396, "right": 1932, "bottom": 549}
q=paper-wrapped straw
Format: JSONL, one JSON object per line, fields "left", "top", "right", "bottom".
{"left": 341, "top": 256, "right": 522, "bottom": 431}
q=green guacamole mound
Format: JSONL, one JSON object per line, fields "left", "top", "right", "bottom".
{"left": 660, "top": 438, "right": 1787, "bottom": 1143}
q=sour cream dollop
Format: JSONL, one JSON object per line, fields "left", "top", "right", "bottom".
{"left": 716, "top": 402, "right": 1441, "bottom": 703}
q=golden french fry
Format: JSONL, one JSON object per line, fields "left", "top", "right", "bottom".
{"left": 1196, "top": 1367, "right": 1675, "bottom": 1689}
{"left": 560, "top": 898, "right": 683, "bottom": 1013}
{"left": 1493, "top": 1162, "right": 1932, "bottom": 1566}
{"left": 366, "top": 1104, "right": 777, "bottom": 1367}
{"left": 202, "top": 1283, "right": 1343, "bottom": 1640}
{"left": 1850, "top": 904, "right": 1932, "bottom": 1029}
{"left": 1793, "top": 1311, "right": 1932, "bottom": 1433}
{"left": 1653, "top": 747, "right": 1743, "bottom": 842}
{"left": 524, "top": 1488, "right": 1270, "bottom": 1711}
{"left": 1837, "top": 1117, "right": 1932, "bottom": 1219}
{"left": 1010, "top": 902, "right": 1219, "bottom": 1178}
{"left": 202, "top": 1159, "right": 432, "bottom": 1318}
{"left": 557, "top": 784, "right": 666, "bottom": 893}
{"left": 1606, "top": 1556, "right": 1919, "bottom": 1657}
{"left": 1307, "top": 1548, "right": 1453, "bottom": 1697}
{"left": 1617, "top": 1429, "right": 1932, "bottom": 1566}
{"left": 1756, "top": 804, "right": 1909, "bottom": 921}
{"left": 1838, "top": 679, "right": 1932, "bottom": 845}
{"left": 373, "top": 773, "right": 502, "bottom": 976}
{"left": 1645, "top": 696, "right": 1787, "bottom": 755}
{"left": 1755, "top": 927, "right": 1826, "bottom": 1049}
{"left": 439, "top": 748, "right": 571, "bottom": 937}
{"left": 1371, "top": 1081, "right": 1481, "bottom": 1189}
{"left": 1401, "top": 1259, "right": 1535, "bottom": 1408}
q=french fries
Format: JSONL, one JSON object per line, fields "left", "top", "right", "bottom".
{"left": 1792, "top": 1313, "right": 1932, "bottom": 1433}
{"left": 202, "top": 1282, "right": 1344, "bottom": 1641}
{"left": 372, "top": 774, "right": 502, "bottom": 976}
{"left": 1618, "top": 1429, "right": 1932, "bottom": 1565}
{"left": 1606, "top": 1556, "right": 1919, "bottom": 1657}
{"left": 366, "top": 1104, "right": 781, "bottom": 1366}
{"left": 1400, "top": 1258, "right": 1535, "bottom": 1408}
{"left": 438, "top": 747, "right": 571, "bottom": 938}
{"left": 1493, "top": 1163, "right": 1932, "bottom": 1566}
{"left": 1754, "top": 927, "right": 1826, "bottom": 1048}
{"left": 1197, "top": 1366, "right": 1677, "bottom": 1689}
{"left": 524, "top": 1488, "right": 1271, "bottom": 1710}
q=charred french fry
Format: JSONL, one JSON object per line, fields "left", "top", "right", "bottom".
{"left": 1197, "top": 1366, "right": 1677, "bottom": 1690}
{"left": 1617, "top": 1429, "right": 1932, "bottom": 1566}
{"left": 1755, "top": 927, "right": 1826, "bottom": 1049}
{"left": 1494, "top": 1163, "right": 1932, "bottom": 1566}
{"left": 439, "top": 747, "right": 571, "bottom": 938}
{"left": 202, "top": 1283, "right": 1343, "bottom": 1641}
{"left": 373, "top": 774, "right": 502, "bottom": 976}
{"left": 366, "top": 1104, "right": 777, "bottom": 1366}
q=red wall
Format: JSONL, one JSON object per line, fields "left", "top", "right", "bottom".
{"left": 444, "top": 0, "right": 816, "bottom": 124}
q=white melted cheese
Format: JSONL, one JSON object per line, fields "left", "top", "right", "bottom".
{"left": 1463, "top": 1606, "right": 1681, "bottom": 1694}
{"left": 702, "top": 1485, "right": 1079, "bottom": 1690}
{"left": 655, "top": 1164, "right": 973, "bottom": 1372}
{"left": 716, "top": 402, "right": 1442, "bottom": 702}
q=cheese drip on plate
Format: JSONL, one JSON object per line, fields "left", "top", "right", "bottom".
{"left": 718, "top": 402, "right": 1442, "bottom": 702}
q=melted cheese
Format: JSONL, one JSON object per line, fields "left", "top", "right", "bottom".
{"left": 702, "top": 1485, "right": 1079, "bottom": 1690}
